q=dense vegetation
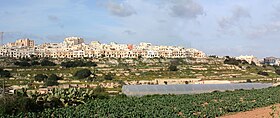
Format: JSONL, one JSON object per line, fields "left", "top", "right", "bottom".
{"left": 0, "top": 87, "right": 108, "bottom": 116}
{"left": 4, "top": 86, "right": 280, "bottom": 117}
{"left": 61, "top": 60, "right": 97, "bottom": 68}
{"left": 74, "top": 69, "right": 93, "bottom": 79}
{"left": 0, "top": 69, "right": 11, "bottom": 77}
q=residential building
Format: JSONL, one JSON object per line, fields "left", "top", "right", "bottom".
{"left": 0, "top": 37, "right": 207, "bottom": 59}
{"left": 264, "top": 57, "right": 280, "bottom": 66}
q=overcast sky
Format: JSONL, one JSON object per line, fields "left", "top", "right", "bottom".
{"left": 0, "top": 0, "right": 280, "bottom": 58}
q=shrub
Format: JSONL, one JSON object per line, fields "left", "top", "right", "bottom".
{"left": 45, "top": 79, "right": 59, "bottom": 86}
{"left": 0, "top": 95, "right": 39, "bottom": 116}
{"left": 31, "top": 61, "right": 40, "bottom": 66}
{"left": 14, "top": 61, "right": 31, "bottom": 67}
{"left": 0, "top": 69, "right": 11, "bottom": 77}
{"left": 44, "top": 74, "right": 61, "bottom": 86}
{"left": 74, "top": 69, "right": 92, "bottom": 79}
{"left": 257, "top": 71, "right": 269, "bottom": 76}
{"left": 224, "top": 58, "right": 241, "bottom": 66}
{"left": 168, "top": 65, "right": 178, "bottom": 71}
{"left": 34, "top": 74, "right": 48, "bottom": 82}
{"left": 104, "top": 73, "right": 114, "bottom": 80}
{"left": 61, "top": 60, "right": 97, "bottom": 68}
{"left": 246, "top": 79, "right": 252, "bottom": 83}
{"left": 275, "top": 69, "right": 280, "bottom": 75}
{"left": 41, "top": 59, "right": 56, "bottom": 66}
{"left": 48, "top": 74, "right": 62, "bottom": 81}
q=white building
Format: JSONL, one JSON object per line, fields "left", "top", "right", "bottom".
{"left": 1, "top": 38, "right": 207, "bottom": 59}
{"left": 63, "top": 37, "right": 84, "bottom": 47}
{"left": 236, "top": 55, "right": 260, "bottom": 66}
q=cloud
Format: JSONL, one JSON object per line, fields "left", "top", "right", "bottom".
{"left": 48, "top": 15, "right": 59, "bottom": 22}
{"left": 106, "top": 1, "right": 136, "bottom": 17}
{"left": 247, "top": 21, "right": 280, "bottom": 39}
{"left": 47, "top": 15, "right": 65, "bottom": 29}
{"left": 218, "top": 6, "right": 251, "bottom": 29}
{"left": 123, "top": 30, "right": 136, "bottom": 35}
{"left": 169, "top": 0, "right": 204, "bottom": 19}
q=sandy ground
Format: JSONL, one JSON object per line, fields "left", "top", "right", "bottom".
{"left": 221, "top": 104, "right": 280, "bottom": 118}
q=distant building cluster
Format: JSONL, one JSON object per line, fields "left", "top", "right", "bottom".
{"left": 235, "top": 55, "right": 280, "bottom": 66}
{"left": 0, "top": 37, "right": 206, "bottom": 59}
{"left": 235, "top": 55, "right": 261, "bottom": 66}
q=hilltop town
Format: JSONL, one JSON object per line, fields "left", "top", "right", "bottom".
{"left": 0, "top": 37, "right": 205, "bottom": 59}
{"left": 0, "top": 37, "right": 279, "bottom": 95}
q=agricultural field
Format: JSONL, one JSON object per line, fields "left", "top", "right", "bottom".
{"left": 1, "top": 57, "right": 280, "bottom": 94}
{"left": 4, "top": 85, "right": 280, "bottom": 117}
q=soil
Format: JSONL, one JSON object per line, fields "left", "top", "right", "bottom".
{"left": 221, "top": 104, "right": 280, "bottom": 118}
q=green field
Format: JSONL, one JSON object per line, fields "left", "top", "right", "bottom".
{"left": 5, "top": 86, "right": 280, "bottom": 118}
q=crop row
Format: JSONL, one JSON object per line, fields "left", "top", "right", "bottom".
{"left": 5, "top": 86, "right": 280, "bottom": 118}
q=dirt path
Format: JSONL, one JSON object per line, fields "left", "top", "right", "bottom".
{"left": 221, "top": 104, "right": 280, "bottom": 118}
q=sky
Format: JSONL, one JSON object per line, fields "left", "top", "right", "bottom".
{"left": 0, "top": 0, "right": 280, "bottom": 58}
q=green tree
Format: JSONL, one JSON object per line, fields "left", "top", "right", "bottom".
{"left": 44, "top": 74, "right": 61, "bottom": 86}
{"left": 104, "top": 73, "right": 114, "bottom": 80}
{"left": 48, "top": 74, "right": 62, "bottom": 81}
{"left": 45, "top": 80, "right": 59, "bottom": 86}
{"left": 14, "top": 61, "right": 31, "bottom": 67}
{"left": 168, "top": 65, "right": 178, "bottom": 71}
{"left": 74, "top": 69, "right": 92, "bottom": 79}
{"left": 0, "top": 69, "right": 11, "bottom": 78}
{"left": 41, "top": 59, "right": 56, "bottom": 66}
{"left": 34, "top": 74, "right": 48, "bottom": 82}
{"left": 257, "top": 71, "right": 269, "bottom": 76}
{"left": 31, "top": 61, "right": 40, "bottom": 66}
{"left": 0, "top": 95, "right": 39, "bottom": 116}
{"left": 275, "top": 69, "right": 280, "bottom": 75}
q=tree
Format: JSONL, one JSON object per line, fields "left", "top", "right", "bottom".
{"left": 34, "top": 74, "right": 48, "bottom": 82}
{"left": 14, "top": 61, "right": 31, "bottom": 67}
{"left": 0, "top": 69, "right": 11, "bottom": 77}
{"left": 31, "top": 61, "right": 40, "bottom": 66}
{"left": 45, "top": 80, "right": 59, "bottom": 86}
{"left": 104, "top": 73, "right": 114, "bottom": 80}
{"left": 74, "top": 69, "right": 92, "bottom": 79}
{"left": 48, "top": 74, "right": 62, "bottom": 81}
{"left": 85, "top": 61, "right": 97, "bottom": 67}
{"left": 224, "top": 58, "right": 241, "bottom": 66}
{"left": 44, "top": 74, "right": 61, "bottom": 86}
{"left": 41, "top": 59, "right": 56, "bottom": 66}
{"left": 257, "top": 71, "right": 269, "bottom": 76}
{"left": 168, "top": 65, "right": 178, "bottom": 71}
{"left": 275, "top": 69, "right": 280, "bottom": 75}
{"left": 61, "top": 60, "right": 97, "bottom": 68}
{"left": 0, "top": 95, "right": 39, "bottom": 116}
{"left": 250, "top": 61, "right": 257, "bottom": 66}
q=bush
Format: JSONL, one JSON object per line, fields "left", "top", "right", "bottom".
{"left": 0, "top": 95, "right": 39, "bottom": 116}
{"left": 276, "top": 69, "right": 280, "bottom": 75}
{"left": 104, "top": 73, "right": 114, "bottom": 80}
{"left": 45, "top": 79, "right": 59, "bottom": 86}
{"left": 224, "top": 58, "right": 241, "bottom": 66}
{"left": 34, "top": 74, "right": 48, "bottom": 82}
{"left": 14, "top": 61, "right": 31, "bottom": 67}
{"left": 48, "top": 74, "right": 62, "bottom": 81}
{"left": 31, "top": 61, "right": 40, "bottom": 66}
{"left": 44, "top": 74, "right": 61, "bottom": 86}
{"left": 246, "top": 79, "right": 252, "bottom": 83}
{"left": 257, "top": 71, "right": 269, "bottom": 76}
{"left": 168, "top": 65, "right": 178, "bottom": 71}
{"left": 61, "top": 60, "right": 97, "bottom": 68}
{"left": 41, "top": 59, "right": 56, "bottom": 66}
{"left": 74, "top": 69, "right": 92, "bottom": 79}
{"left": 0, "top": 69, "right": 11, "bottom": 77}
